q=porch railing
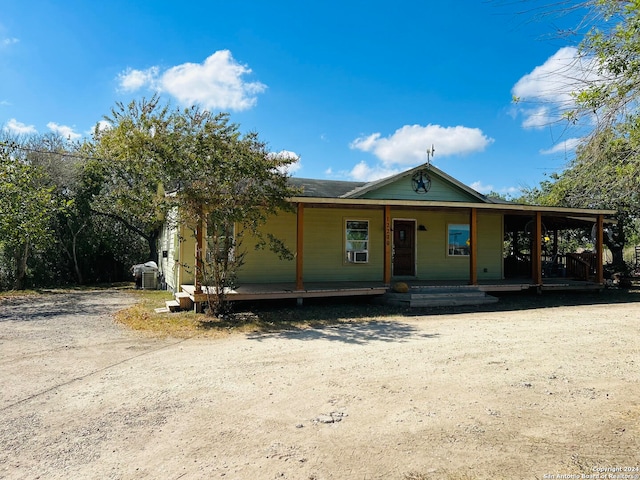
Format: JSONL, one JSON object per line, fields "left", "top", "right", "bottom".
{"left": 566, "top": 253, "right": 596, "bottom": 280}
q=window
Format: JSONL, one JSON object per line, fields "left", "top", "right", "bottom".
{"left": 448, "top": 224, "right": 470, "bottom": 256}
{"left": 345, "top": 220, "right": 369, "bottom": 263}
{"left": 206, "top": 223, "right": 236, "bottom": 263}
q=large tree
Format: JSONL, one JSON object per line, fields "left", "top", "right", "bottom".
{"left": 86, "top": 96, "right": 175, "bottom": 263}
{"left": 523, "top": 0, "right": 640, "bottom": 268}
{"left": 172, "top": 108, "right": 298, "bottom": 315}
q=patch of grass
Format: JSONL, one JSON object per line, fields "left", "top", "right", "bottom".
{"left": 115, "top": 292, "right": 400, "bottom": 338}
{"left": 0, "top": 289, "right": 40, "bottom": 303}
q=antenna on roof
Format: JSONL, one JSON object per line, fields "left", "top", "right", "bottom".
{"left": 426, "top": 144, "right": 435, "bottom": 168}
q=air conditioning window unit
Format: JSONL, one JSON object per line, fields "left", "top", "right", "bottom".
{"left": 347, "top": 250, "right": 368, "bottom": 263}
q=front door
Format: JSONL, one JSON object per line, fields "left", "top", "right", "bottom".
{"left": 393, "top": 220, "right": 416, "bottom": 276}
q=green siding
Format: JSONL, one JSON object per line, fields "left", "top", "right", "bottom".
{"left": 236, "top": 212, "right": 297, "bottom": 283}
{"left": 174, "top": 207, "right": 503, "bottom": 285}
{"left": 476, "top": 212, "right": 504, "bottom": 280}
{"left": 303, "top": 208, "right": 384, "bottom": 282}
{"left": 360, "top": 174, "right": 481, "bottom": 202}
{"left": 394, "top": 210, "right": 503, "bottom": 281}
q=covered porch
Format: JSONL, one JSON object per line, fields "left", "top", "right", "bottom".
{"left": 172, "top": 277, "right": 604, "bottom": 310}
{"left": 179, "top": 199, "right": 614, "bottom": 311}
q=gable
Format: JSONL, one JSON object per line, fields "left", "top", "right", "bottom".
{"left": 355, "top": 173, "right": 481, "bottom": 202}
{"left": 344, "top": 164, "right": 489, "bottom": 203}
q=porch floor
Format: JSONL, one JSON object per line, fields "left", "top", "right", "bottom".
{"left": 179, "top": 278, "right": 603, "bottom": 303}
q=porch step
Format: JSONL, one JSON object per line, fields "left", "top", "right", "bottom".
{"left": 165, "top": 299, "right": 181, "bottom": 312}
{"left": 382, "top": 286, "right": 499, "bottom": 308}
{"left": 175, "top": 291, "right": 193, "bottom": 310}
{"left": 154, "top": 307, "right": 170, "bottom": 313}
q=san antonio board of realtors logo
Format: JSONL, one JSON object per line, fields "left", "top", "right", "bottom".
{"left": 411, "top": 170, "right": 431, "bottom": 194}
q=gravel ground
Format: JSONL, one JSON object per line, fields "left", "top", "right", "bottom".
{"left": 0, "top": 289, "right": 639, "bottom": 479}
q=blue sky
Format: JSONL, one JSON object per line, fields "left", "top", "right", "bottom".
{"left": 1, "top": 0, "right": 592, "bottom": 196}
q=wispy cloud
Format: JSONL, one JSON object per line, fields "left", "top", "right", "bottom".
{"left": 47, "top": 122, "right": 81, "bottom": 141}
{"left": 511, "top": 47, "right": 600, "bottom": 129}
{"left": 1, "top": 37, "right": 19, "bottom": 47}
{"left": 3, "top": 118, "right": 37, "bottom": 135}
{"left": 117, "top": 50, "right": 267, "bottom": 111}
{"left": 471, "top": 181, "right": 521, "bottom": 198}
{"left": 470, "top": 181, "right": 494, "bottom": 194}
{"left": 540, "top": 137, "right": 582, "bottom": 155}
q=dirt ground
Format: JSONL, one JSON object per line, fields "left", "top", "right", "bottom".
{"left": 1, "top": 290, "right": 639, "bottom": 480}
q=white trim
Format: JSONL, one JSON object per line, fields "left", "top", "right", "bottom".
{"left": 344, "top": 218, "right": 370, "bottom": 264}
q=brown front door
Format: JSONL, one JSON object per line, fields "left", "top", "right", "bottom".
{"left": 393, "top": 220, "right": 415, "bottom": 276}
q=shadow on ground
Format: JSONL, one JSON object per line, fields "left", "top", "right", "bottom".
{"left": 245, "top": 319, "right": 440, "bottom": 344}
{"left": 234, "top": 287, "right": 640, "bottom": 324}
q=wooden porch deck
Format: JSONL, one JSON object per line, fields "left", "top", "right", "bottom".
{"left": 179, "top": 278, "right": 603, "bottom": 303}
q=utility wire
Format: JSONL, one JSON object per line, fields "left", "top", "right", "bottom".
{"left": 0, "top": 140, "right": 108, "bottom": 163}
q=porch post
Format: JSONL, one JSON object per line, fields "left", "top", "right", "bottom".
{"left": 532, "top": 212, "right": 543, "bottom": 285}
{"left": 596, "top": 214, "right": 604, "bottom": 284}
{"left": 384, "top": 205, "right": 392, "bottom": 285}
{"left": 469, "top": 208, "right": 478, "bottom": 285}
{"left": 295, "top": 203, "right": 304, "bottom": 291}
{"left": 194, "top": 207, "right": 204, "bottom": 294}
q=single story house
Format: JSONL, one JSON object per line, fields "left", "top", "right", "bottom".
{"left": 157, "top": 163, "right": 615, "bottom": 303}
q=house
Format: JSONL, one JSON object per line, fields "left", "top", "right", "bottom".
{"left": 157, "top": 163, "right": 615, "bottom": 306}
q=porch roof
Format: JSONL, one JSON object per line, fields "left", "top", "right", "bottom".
{"left": 287, "top": 195, "right": 616, "bottom": 219}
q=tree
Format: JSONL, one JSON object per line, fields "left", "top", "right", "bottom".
{"left": 86, "top": 96, "right": 174, "bottom": 263}
{"left": 172, "top": 109, "right": 298, "bottom": 316}
{"left": 0, "top": 139, "right": 65, "bottom": 289}
{"left": 517, "top": 1, "right": 640, "bottom": 269}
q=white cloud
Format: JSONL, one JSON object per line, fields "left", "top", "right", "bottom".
{"left": 350, "top": 124, "right": 494, "bottom": 167}
{"left": 118, "top": 66, "right": 159, "bottom": 91}
{"left": 117, "top": 50, "right": 266, "bottom": 111}
{"left": 540, "top": 137, "right": 582, "bottom": 155}
{"left": 471, "top": 182, "right": 521, "bottom": 198}
{"left": 268, "top": 150, "right": 302, "bottom": 175}
{"left": 4, "top": 118, "right": 37, "bottom": 135}
{"left": 470, "top": 181, "right": 494, "bottom": 194}
{"left": 512, "top": 47, "right": 600, "bottom": 129}
{"left": 347, "top": 161, "right": 401, "bottom": 182}
{"left": 47, "top": 122, "right": 81, "bottom": 141}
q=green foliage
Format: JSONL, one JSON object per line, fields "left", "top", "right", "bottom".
{"left": 171, "top": 109, "right": 299, "bottom": 316}
{"left": 87, "top": 96, "right": 175, "bottom": 261}
{"left": 0, "top": 140, "right": 65, "bottom": 289}
{"left": 525, "top": 0, "right": 640, "bottom": 268}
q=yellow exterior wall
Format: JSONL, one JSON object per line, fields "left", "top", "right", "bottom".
{"left": 393, "top": 209, "right": 503, "bottom": 281}
{"left": 237, "top": 207, "right": 385, "bottom": 283}
{"left": 302, "top": 207, "right": 384, "bottom": 282}
{"left": 236, "top": 211, "right": 297, "bottom": 283}
{"left": 178, "top": 226, "right": 196, "bottom": 286}
{"left": 476, "top": 212, "right": 504, "bottom": 281}
{"left": 173, "top": 206, "right": 503, "bottom": 285}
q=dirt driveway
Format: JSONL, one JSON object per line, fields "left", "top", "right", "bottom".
{"left": 1, "top": 290, "right": 639, "bottom": 479}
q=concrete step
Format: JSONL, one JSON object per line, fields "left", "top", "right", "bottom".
{"left": 154, "top": 307, "right": 170, "bottom": 313}
{"left": 382, "top": 286, "right": 499, "bottom": 308}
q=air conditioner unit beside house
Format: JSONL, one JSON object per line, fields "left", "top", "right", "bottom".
{"left": 347, "top": 250, "right": 368, "bottom": 263}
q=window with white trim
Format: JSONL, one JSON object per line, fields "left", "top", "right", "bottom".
{"left": 447, "top": 224, "right": 470, "bottom": 256}
{"left": 345, "top": 220, "right": 369, "bottom": 263}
